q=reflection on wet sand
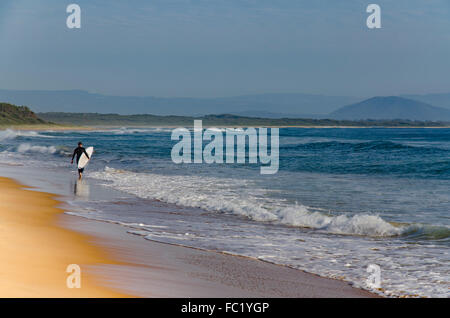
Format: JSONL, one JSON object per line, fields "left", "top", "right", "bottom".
{"left": 73, "top": 178, "right": 90, "bottom": 198}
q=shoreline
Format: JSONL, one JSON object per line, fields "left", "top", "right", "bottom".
{"left": 61, "top": 213, "right": 380, "bottom": 298}
{"left": 2, "top": 124, "right": 450, "bottom": 130}
{"left": 0, "top": 174, "right": 379, "bottom": 298}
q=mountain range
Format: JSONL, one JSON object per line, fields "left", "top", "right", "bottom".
{"left": 1, "top": 89, "right": 450, "bottom": 121}
{"left": 0, "top": 90, "right": 361, "bottom": 116}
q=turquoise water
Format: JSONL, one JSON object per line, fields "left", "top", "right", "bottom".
{"left": 0, "top": 127, "right": 449, "bottom": 297}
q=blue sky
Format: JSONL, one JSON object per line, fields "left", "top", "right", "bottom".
{"left": 0, "top": 0, "right": 449, "bottom": 97}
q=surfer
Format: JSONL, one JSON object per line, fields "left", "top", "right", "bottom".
{"left": 71, "top": 141, "right": 90, "bottom": 179}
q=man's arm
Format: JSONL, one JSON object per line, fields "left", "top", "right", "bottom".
{"left": 83, "top": 149, "right": 90, "bottom": 160}
{"left": 71, "top": 149, "right": 77, "bottom": 162}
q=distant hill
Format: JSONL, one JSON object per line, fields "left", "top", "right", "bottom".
{"left": 0, "top": 103, "right": 47, "bottom": 125}
{"left": 402, "top": 93, "right": 450, "bottom": 110}
{"left": 329, "top": 96, "right": 450, "bottom": 121}
{"left": 38, "top": 112, "right": 448, "bottom": 127}
{"left": 0, "top": 89, "right": 361, "bottom": 116}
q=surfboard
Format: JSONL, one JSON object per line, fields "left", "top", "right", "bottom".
{"left": 78, "top": 147, "right": 94, "bottom": 169}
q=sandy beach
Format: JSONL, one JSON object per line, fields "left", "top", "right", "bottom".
{"left": 0, "top": 177, "right": 127, "bottom": 297}
{"left": 1, "top": 0, "right": 448, "bottom": 301}
{"left": 0, "top": 174, "right": 378, "bottom": 298}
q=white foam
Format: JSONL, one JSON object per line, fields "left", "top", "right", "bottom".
{"left": 0, "top": 129, "right": 53, "bottom": 140}
{"left": 16, "top": 143, "right": 57, "bottom": 154}
{"left": 278, "top": 207, "right": 402, "bottom": 236}
{"left": 90, "top": 167, "right": 403, "bottom": 237}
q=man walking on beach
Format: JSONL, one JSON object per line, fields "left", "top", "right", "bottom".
{"left": 71, "top": 141, "right": 90, "bottom": 180}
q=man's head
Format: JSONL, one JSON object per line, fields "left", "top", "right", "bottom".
{"left": 78, "top": 142, "right": 83, "bottom": 147}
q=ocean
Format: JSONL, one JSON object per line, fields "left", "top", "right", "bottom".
{"left": 0, "top": 127, "right": 449, "bottom": 297}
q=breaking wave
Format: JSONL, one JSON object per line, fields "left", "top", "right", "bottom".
{"left": 90, "top": 167, "right": 407, "bottom": 237}
{"left": 16, "top": 143, "right": 57, "bottom": 154}
{"left": 0, "top": 129, "right": 53, "bottom": 141}
{"left": 3, "top": 143, "right": 71, "bottom": 156}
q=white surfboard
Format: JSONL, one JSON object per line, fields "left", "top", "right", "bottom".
{"left": 78, "top": 147, "right": 94, "bottom": 169}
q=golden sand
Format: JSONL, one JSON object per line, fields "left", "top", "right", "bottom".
{"left": 0, "top": 177, "right": 128, "bottom": 297}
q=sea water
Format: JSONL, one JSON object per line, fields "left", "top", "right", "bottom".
{"left": 0, "top": 127, "right": 449, "bottom": 297}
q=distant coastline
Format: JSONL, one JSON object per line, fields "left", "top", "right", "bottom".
{"left": 1, "top": 102, "right": 450, "bottom": 129}
{"left": 37, "top": 112, "right": 450, "bottom": 128}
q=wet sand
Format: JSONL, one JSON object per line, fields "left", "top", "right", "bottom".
{"left": 61, "top": 215, "right": 378, "bottom": 298}
{"left": 0, "top": 174, "right": 378, "bottom": 298}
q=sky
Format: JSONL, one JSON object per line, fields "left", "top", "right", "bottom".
{"left": 0, "top": 0, "right": 449, "bottom": 98}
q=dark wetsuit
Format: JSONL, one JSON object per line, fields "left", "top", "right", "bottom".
{"left": 72, "top": 146, "right": 90, "bottom": 172}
